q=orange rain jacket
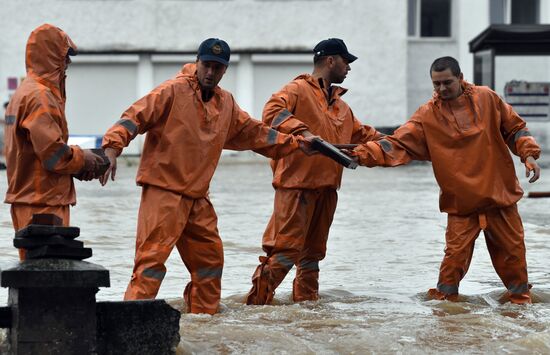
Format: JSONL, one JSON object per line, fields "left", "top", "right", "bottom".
{"left": 354, "top": 81, "right": 541, "bottom": 215}
{"left": 4, "top": 24, "right": 84, "bottom": 207}
{"left": 102, "top": 63, "right": 306, "bottom": 198}
{"left": 263, "top": 74, "right": 382, "bottom": 189}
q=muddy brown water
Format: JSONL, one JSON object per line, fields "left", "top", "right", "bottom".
{"left": 1, "top": 156, "right": 549, "bottom": 353}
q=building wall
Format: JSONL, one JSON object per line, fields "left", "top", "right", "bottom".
{"left": 491, "top": 0, "right": 550, "bottom": 97}
{"left": 407, "top": 0, "right": 488, "bottom": 116}
{"left": 408, "top": 0, "right": 550, "bottom": 154}
{"left": 3, "top": 0, "right": 548, "bottom": 153}
{"left": 457, "top": 0, "right": 489, "bottom": 85}
{"left": 0, "top": 0, "right": 407, "bottom": 142}
{"left": 407, "top": 40, "right": 458, "bottom": 116}
{"left": 455, "top": 0, "right": 550, "bottom": 98}
{"left": 484, "top": 0, "right": 550, "bottom": 151}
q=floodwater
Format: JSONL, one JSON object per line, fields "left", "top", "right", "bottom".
{"left": 0, "top": 154, "right": 549, "bottom": 354}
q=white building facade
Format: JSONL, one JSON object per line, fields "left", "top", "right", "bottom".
{"left": 1, "top": 0, "right": 549, "bottom": 154}
{"left": 409, "top": 0, "right": 550, "bottom": 151}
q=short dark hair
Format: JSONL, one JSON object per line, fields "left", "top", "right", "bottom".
{"left": 313, "top": 54, "right": 325, "bottom": 65}
{"left": 313, "top": 54, "right": 336, "bottom": 66}
{"left": 430, "top": 56, "right": 461, "bottom": 77}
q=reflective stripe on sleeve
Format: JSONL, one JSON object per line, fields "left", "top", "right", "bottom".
{"left": 379, "top": 139, "right": 393, "bottom": 153}
{"left": 272, "top": 109, "right": 292, "bottom": 128}
{"left": 116, "top": 118, "right": 138, "bottom": 135}
{"left": 267, "top": 128, "right": 278, "bottom": 145}
{"left": 514, "top": 130, "right": 532, "bottom": 142}
{"left": 5, "top": 115, "right": 15, "bottom": 125}
{"left": 142, "top": 267, "right": 166, "bottom": 281}
{"left": 437, "top": 283, "right": 459, "bottom": 295}
{"left": 44, "top": 144, "right": 70, "bottom": 170}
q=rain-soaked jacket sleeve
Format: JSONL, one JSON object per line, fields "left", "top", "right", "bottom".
{"left": 224, "top": 96, "right": 300, "bottom": 159}
{"left": 349, "top": 111, "right": 385, "bottom": 144}
{"left": 263, "top": 83, "right": 309, "bottom": 134}
{"left": 102, "top": 85, "right": 173, "bottom": 155}
{"left": 495, "top": 93, "right": 541, "bottom": 162}
{"left": 353, "top": 113, "right": 430, "bottom": 167}
{"left": 21, "top": 96, "right": 84, "bottom": 174}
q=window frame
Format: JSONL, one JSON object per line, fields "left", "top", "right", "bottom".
{"left": 490, "top": 0, "right": 540, "bottom": 25}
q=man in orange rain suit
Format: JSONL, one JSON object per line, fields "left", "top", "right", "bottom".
{"left": 4, "top": 24, "right": 103, "bottom": 259}
{"left": 246, "top": 38, "right": 384, "bottom": 305}
{"left": 99, "top": 38, "right": 313, "bottom": 315}
{"left": 351, "top": 56, "right": 541, "bottom": 304}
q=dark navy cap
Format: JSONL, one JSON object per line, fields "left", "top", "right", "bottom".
{"left": 197, "top": 38, "right": 230, "bottom": 66}
{"left": 313, "top": 38, "right": 357, "bottom": 63}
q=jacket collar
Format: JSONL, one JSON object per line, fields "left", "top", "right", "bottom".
{"left": 297, "top": 73, "right": 348, "bottom": 100}
{"left": 431, "top": 80, "right": 475, "bottom": 109}
{"left": 178, "top": 62, "right": 223, "bottom": 100}
{"left": 430, "top": 80, "right": 480, "bottom": 126}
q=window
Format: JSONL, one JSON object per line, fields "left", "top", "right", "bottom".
{"left": 490, "top": 0, "right": 539, "bottom": 24}
{"left": 408, "top": 0, "right": 451, "bottom": 37}
{"left": 511, "top": 0, "right": 539, "bottom": 24}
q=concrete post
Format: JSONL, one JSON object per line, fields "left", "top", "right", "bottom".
{"left": 0, "top": 214, "right": 180, "bottom": 354}
{"left": 1, "top": 259, "right": 110, "bottom": 354}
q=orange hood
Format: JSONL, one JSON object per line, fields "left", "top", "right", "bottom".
{"left": 176, "top": 62, "right": 197, "bottom": 79}
{"left": 25, "top": 24, "right": 77, "bottom": 92}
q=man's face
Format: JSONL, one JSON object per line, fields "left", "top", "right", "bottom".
{"left": 328, "top": 55, "right": 351, "bottom": 84}
{"left": 196, "top": 60, "right": 227, "bottom": 90}
{"left": 431, "top": 68, "right": 463, "bottom": 100}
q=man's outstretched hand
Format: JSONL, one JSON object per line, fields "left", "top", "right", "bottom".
{"left": 525, "top": 156, "right": 541, "bottom": 183}
{"left": 99, "top": 148, "right": 118, "bottom": 186}
{"left": 79, "top": 149, "right": 105, "bottom": 181}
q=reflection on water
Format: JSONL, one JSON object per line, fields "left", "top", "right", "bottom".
{"left": 0, "top": 156, "right": 549, "bottom": 353}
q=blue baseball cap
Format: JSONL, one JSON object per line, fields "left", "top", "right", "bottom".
{"left": 313, "top": 38, "right": 357, "bottom": 63}
{"left": 197, "top": 38, "right": 230, "bottom": 66}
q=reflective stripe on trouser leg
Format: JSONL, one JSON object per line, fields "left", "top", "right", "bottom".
{"left": 10, "top": 204, "right": 70, "bottom": 261}
{"left": 293, "top": 188, "right": 337, "bottom": 302}
{"left": 436, "top": 212, "right": 482, "bottom": 296}
{"left": 177, "top": 196, "right": 223, "bottom": 314}
{"left": 436, "top": 283, "right": 459, "bottom": 295}
{"left": 124, "top": 185, "right": 190, "bottom": 301}
{"left": 245, "top": 253, "right": 296, "bottom": 305}
{"left": 246, "top": 188, "right": 312, "bottom": 305}
{"left": 293, "top": 260, "right": 320, "bottom": 302}
{"left": 483, "top": 204, "right": 530, "bottom": 304}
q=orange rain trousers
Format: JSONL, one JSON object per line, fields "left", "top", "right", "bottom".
{"left": 10, "top": 204, "right": 70, "bottom": 260}
{"left": 246, "top": 188, "right": 337, "bottom": 305}
{"left": 124, "top": 185, "right": 223, "bottom": 315}
{"left": 428, "top": 204, "right": 530, "bottom": 304}
{"left": 353, "top": 81, "right": 539, "bottom": 304}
